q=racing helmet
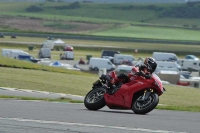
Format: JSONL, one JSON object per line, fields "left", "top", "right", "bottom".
{"left": 144, "top": 57, "right": 157, "bottom": 73}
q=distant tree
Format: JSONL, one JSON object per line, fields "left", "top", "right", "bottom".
{"left": 68, "top": 2, "right": 80, "bottom": 9}
{"left": 55, "top": 1, "right": 81, "bottom": 10}
{"left": 160, "top": 2, "right": 200, "bottom": 18}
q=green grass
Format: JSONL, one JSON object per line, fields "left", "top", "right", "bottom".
{"left": 0, "top": 95, "right": 83, "bottom": 103}
{"left": 0, "top": 2, "right": 199, "bottom": 26}
{"left": 149, "top": 17, "right": 200, "bottom": 28}
{"left": 0, "top": 3, "right": 154, "bottom": 24}
{"left": 92, "top": 25, "right": 200, "bottom": 41}
{"left": 0, "top": 53, "right": 97, "bottom": 96}
{"left": 157, "top": 85, "right": 200, "bottom": 112}
{"left": 0, "top": 66, "right": 96, "bottom": 96}
{"left": 0, "top": 2, "right": 200, "bottom": 42}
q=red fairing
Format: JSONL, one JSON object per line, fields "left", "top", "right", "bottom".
{"left": 108, "top": 71, "right": 117, "bottom": 79}
{"left": 104, "top": 73, "right": 164, "bottom": 109}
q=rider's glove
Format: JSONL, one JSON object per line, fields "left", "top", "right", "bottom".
{"left": 145, "top": 74, "right": 151, "bottom": 79}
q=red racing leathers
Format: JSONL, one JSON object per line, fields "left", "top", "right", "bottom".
{"left": 110, "top": 65, "right": 151, "bottom": 85}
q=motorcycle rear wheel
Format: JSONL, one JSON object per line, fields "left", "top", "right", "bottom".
{"left": 84, "top": 87, "right": 106, "bottom": 110}
{"left": 132, "top": 92, "right": 159, "bottom": 114}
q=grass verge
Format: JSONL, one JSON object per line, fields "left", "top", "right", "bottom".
{"left": 0, "top": 95, "right": 83, "bottom": 103}
{"left": 156, "top": 105, "right": 200, "bottom": 112}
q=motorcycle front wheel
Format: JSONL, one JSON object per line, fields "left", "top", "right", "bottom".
{"left": 132, "top": 92, "right": 159, "bottom": 114}
{"left": 84, "top": 87, "right": 106, "bottom": 110}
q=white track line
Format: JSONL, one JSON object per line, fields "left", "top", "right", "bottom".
{"left": 0, "top": 117, "right": 186, "bottom": 133}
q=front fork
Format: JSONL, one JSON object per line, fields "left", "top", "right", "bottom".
{"left": 138, "top": 89, "right": 153, "bottom": 102}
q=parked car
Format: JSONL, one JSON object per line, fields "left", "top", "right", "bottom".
{"left": 63, "top": 46, "right": 73, "bottom": 51}
{"left": 185, "top": 55, "right": 199, "bottom": 60}
{"left": 47, "top": 36, "right": 54, "bottom": 40}
{"left": 17, "top": 55, "right": 41, "bottom": 63}
{"left": 113, "top": 54, "right": 135, "bottom": 65}
{"left": 101, "top": 50, "right": 120, "bottom": 58}
{"left": 121, "top": 60, "right": 133, "bottom": 66}
{"left": 101, "top": 50, "right": 120, "bottom": 63}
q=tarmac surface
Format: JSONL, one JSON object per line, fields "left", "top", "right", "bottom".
{"left": 0, "top": 100, "right": 199, "bottom": 133}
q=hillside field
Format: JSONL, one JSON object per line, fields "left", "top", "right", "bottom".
{"left": 0, "top": 2, "right": 199, "bottom": 43}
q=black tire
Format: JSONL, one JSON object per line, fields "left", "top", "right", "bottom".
{"left": 84, "top": 87, "right": 106, "bottom": 110}
{"left": 132, "top": 93, "right": 159, "bottom": 114}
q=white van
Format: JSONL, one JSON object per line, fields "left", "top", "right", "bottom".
{"left": 11, "top": 51, "right": 29, "bottom": 58}
{"left": 156, "top": 61, "right": 181, "bottom": 71}
{"left": 114, "top": 54, "right": 135, "bottom": 65}
{"left": 38, "top": 48, "right": 51, "bottom": 59}
{"left": 89, "top": 58, "right": 116, "bottom": 71}
{"left": 2, "top": 49, "right": 22, "bottom": 57}
{"left": 2, "top": 49, "right": 29, "bottom": 58}
{"left": 153, "top": 52, "right": 178, "bottom": 62}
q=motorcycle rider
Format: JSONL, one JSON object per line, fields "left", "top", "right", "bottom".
{"left": 106, "top": 57, "right": 157, "bottom": 89}
{"left": 79, "top": 57, "right": 85, "bottom": 65}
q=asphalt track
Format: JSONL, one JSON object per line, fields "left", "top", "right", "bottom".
{"left": 0, "top": 99, "right": 199, "bottom": 133}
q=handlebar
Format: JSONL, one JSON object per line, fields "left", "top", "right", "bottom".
{"left": 136, "top": 71, "right": 151, "bottom": 79}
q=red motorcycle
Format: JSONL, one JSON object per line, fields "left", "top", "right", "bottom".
{"left": 84, "top": 70, "right": 166, "bottom": 114}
